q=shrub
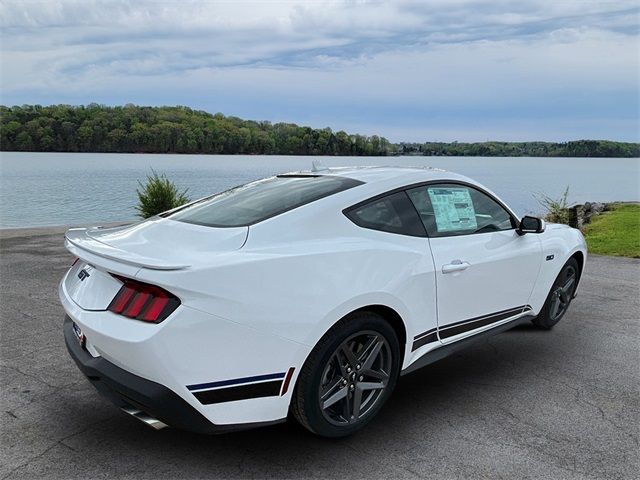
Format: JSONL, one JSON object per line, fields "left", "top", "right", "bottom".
{"left": 136, "top": 170, "right": 190, "bottom": 218}
{"left": 535, "top": 185, "right": 570, "bottom": 224}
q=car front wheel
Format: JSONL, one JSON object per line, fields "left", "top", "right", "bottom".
{"left": 291, "top": 311, "right": 401, "bottom": 437}
{"left": 532, "top": 257, "right": 579, "bottom": 329}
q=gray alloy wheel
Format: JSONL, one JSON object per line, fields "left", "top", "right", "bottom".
{"left": 532, "top": 257, "right": 580, "bottom": 329}
{"left": 549, "top": 264, "right": 577, "bottom": 322}
{"left": 318, "top": 331, "right": 392, "bottom": 426}
{"left": 291, "top": 311, "right": 400, "bottom": 437}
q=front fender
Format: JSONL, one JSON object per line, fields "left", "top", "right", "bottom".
{"left": 527, "top": 224, "right": 587, "bottom": 313}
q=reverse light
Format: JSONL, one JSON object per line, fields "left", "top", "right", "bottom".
{"left": 108, "top": 275, "right": 180, "bottom": 323}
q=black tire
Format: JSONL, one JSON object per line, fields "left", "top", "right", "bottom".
{"left": 532, "top": 257, "right": 579, "bottom": 330}
{"left": 291, "top": 311, "right": 401, "bottom": 437}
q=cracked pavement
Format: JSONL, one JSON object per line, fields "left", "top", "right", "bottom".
{"left": 1, "top": 229, "right": 639, "bottom": 479}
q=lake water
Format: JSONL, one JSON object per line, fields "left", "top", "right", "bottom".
{"left": 0, "top": 152, "right": 638, "bottom": 229}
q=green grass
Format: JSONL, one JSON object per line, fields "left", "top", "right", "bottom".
{"left": 582, "top": 203, "right": 640, "bottom": 258}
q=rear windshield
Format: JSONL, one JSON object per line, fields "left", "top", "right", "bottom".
{"left": 165, "top": 175, "right": 363, "bottom": 227}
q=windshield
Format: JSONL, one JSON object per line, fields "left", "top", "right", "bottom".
{"left": 165, "top": 175, "right": 363, "bottom": 227}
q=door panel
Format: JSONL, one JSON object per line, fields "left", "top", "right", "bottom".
{"left": 406, "top": 182, "right": 542, "bottom": 343}
{"left": 429, "top": 230, "right": 541, "bottom": 342}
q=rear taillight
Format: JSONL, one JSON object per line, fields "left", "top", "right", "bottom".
{"left": 107, "top": 275, "right": 180, "bottom": 323}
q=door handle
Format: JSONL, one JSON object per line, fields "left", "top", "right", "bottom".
{"left": 442, "top": 260, "right": 470, "bottom": 274}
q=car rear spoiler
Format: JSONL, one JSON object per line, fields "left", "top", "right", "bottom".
{"left": 65, "top": 228, "right": 190, "bottom": 271}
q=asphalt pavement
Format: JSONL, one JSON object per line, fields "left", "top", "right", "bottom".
{"left": 1, "top": 229, "right": 638, "bottom": 479}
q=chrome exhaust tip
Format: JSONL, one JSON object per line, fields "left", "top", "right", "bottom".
{"left": 122, "top": 407, "right": 168, "bottom": 430}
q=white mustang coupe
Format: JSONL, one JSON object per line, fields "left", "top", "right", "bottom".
{"left": 60, "top": 166, "right": 586, "bottom": 437}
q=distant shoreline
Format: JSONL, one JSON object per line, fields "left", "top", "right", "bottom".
{"left": 2, "top": 151, "right": 639, "bottom": 159}
{"left": 2, "top": 105, "right": 639, "bottom": 158}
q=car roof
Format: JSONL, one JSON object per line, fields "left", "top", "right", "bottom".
{"left": 244, "top": 165, "right": 521, "bottom": 245}
{"left": 286, "top": 165, "right": 459, "bottom": 185}
{"left": 296, "top": 165, "right": 516, "bottom": 218}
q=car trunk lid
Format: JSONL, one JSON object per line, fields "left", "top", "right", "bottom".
{"left": 63, "top": 218, "right": 248, "bottom": 310}
{"left": 65, "top": 217, "right": 248, "bottom": 271}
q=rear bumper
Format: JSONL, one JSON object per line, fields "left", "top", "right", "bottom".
{"left": 63, "top": 316, "right": 283, "bottom": 434}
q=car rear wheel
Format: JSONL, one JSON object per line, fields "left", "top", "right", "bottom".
{"left": 532, "top": 257, "right": 579, "bottom": 330}
{"left": 291, "top": 311, "right": 400, "bottom": 437}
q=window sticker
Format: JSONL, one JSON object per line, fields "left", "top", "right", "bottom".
{"left": 427, "top": 187, "right": 477, "bottom": 233}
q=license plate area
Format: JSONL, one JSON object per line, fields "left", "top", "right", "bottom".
{"left": 72, "top": 322, "right": 86, "bottom": 349}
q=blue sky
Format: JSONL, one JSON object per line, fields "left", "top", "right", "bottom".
{"left": 1, "top": 0, "right": 638, "bottom": 142}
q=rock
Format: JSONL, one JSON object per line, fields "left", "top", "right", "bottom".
{"left": 568, "top": 204, "right": 585, "bottom": 229}
{"left": 555, "top": 202, "right": 608, "bottom": 228}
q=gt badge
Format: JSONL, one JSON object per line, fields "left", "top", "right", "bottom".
{"left": 78, "top": 268, "right": 91, "bottom": 281}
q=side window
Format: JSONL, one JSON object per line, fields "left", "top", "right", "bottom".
{"left": 406, "top": 184, "right": 515, "bottom": 237}
{"left": 344, "top": 191, "right": 427, "bottom": 237}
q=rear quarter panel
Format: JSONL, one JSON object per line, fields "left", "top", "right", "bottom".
{"left": 134, "top": 206, "right": 438, "bottom": 370}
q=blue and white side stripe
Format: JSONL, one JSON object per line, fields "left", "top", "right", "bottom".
{"left": 187, "top": 372, "right": 286, "bottom": 392}
{"left": 187, "top": 369, "right": 295, "bottom": 405}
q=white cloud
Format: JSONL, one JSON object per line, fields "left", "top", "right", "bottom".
{"left": 1, "top": 0, "right": 638, "bottom": 141}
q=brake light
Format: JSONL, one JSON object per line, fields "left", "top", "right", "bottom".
{"left": 108, "top": 275, "right": 180, "bottom": 323}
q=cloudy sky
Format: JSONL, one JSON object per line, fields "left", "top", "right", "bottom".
{"left": 1, "top": 0, "right": 638, "bottom": 142}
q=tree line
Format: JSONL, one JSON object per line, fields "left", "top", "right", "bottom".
{"left": 0, "top": 104, "right": 392, "bottom": 156}
{"left": 397, "top": 140, "right": 639, "bottom": 158}
{"left": 1, "top": 104, "right": 638, "bottom": 157}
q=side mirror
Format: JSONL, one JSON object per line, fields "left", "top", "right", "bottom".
{"left": 518, "top": 215, "right": 545, "bottom": 235}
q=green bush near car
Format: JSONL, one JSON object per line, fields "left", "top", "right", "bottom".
{"left": 136, "top": 170, "right": 190, "bottom": 219}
